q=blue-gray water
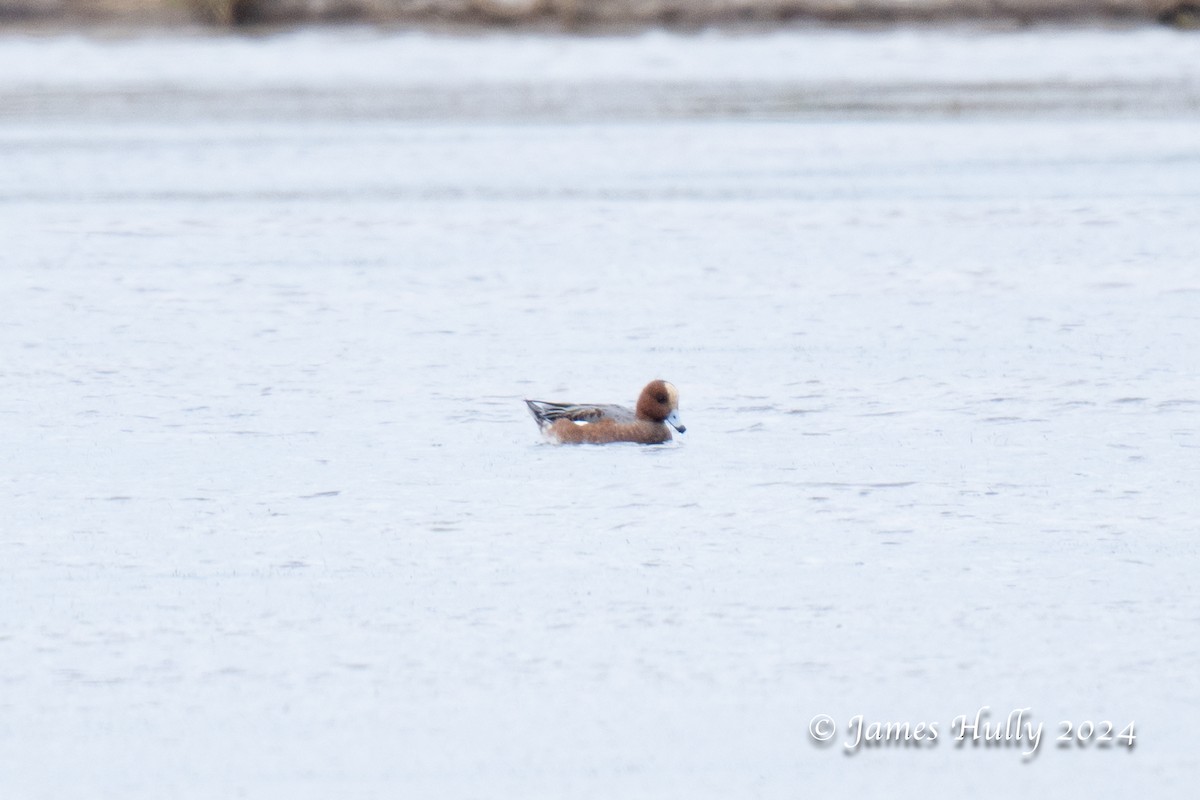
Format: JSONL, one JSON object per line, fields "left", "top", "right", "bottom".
{"left": 2, "top": 28, "right": 1199, "bottom": 799}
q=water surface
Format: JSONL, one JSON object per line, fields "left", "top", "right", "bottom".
{"left": 2, "top": 27, "right": 1199, "bottom": 799}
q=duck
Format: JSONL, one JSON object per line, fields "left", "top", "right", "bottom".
{"left": 525, "top": 380, "right": 686, "bottom": 445}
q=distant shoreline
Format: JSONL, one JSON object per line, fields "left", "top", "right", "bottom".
{"left": 1, "top": 1, "right": 1197, "bottom": 31}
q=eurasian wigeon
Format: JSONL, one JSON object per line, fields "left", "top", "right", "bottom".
{"left": 525, "top": 380, "right": 686, "bottom": 445}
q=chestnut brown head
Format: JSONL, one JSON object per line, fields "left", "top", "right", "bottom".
{"left": 635, "top": 380, "right": 685, "bottom": 432}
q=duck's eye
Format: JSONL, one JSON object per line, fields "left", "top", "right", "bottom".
{"left": 655, "top": 393, "right": 668, "bottom": 403}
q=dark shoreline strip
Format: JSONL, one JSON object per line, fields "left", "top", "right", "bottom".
{"left": 1, "top": 1, "right": 1197, "bottom": 30}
